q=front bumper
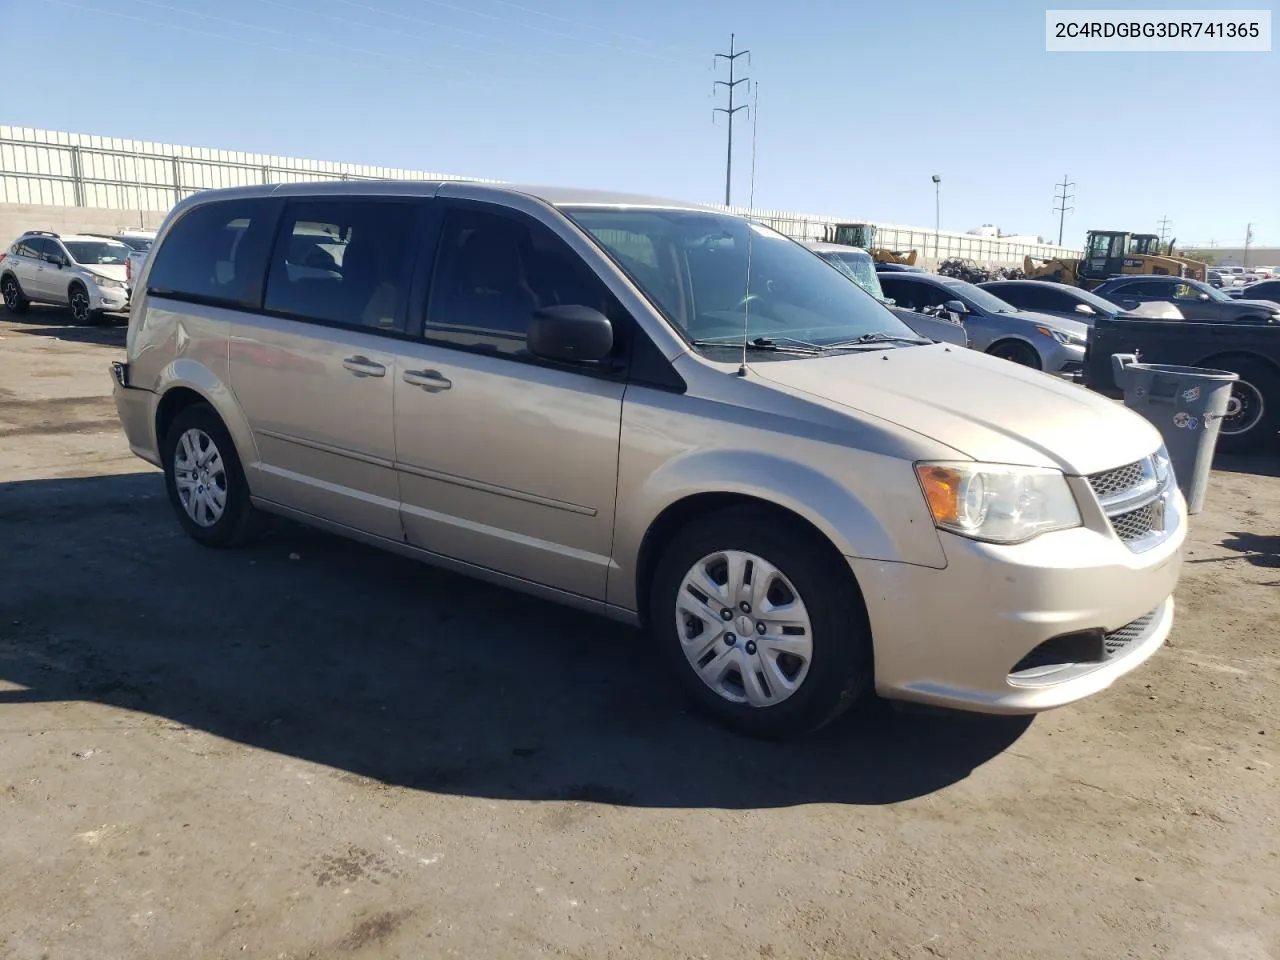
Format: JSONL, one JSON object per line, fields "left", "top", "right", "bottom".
{"left": 851, "top": 482, "right": 1185, "bottom": 714}
{"left": 90, "top": 282, "right": 129, "bottom": 312}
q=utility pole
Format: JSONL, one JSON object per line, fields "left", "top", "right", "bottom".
{"left": 713, "top": 33, "right": 750, "bottom": 207}
{"left": 1052, "top": 174, "right": 1075, "bottom": 246}
{"left": 1157, "top": 215, "right": 1173, "bottom": 249}
{"left": 931, "top": 175, "right": 941, "bottom": 258}
{"left": 1243, "top": 222, "right": 1254, "bottom": 267}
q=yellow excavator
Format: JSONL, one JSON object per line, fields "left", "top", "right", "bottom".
{"left": 1024, "top": 230, "right": 1207, "bottom": 289}
{"left": 824, "top": 223, "right": 918, "bottom": 266}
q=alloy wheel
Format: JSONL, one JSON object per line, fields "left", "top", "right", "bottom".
{"left": 69, "top": 288, "right": 91, "bottom": 323}
{"left": 1220, "top": 380, "right": 1265, "bottom": 436}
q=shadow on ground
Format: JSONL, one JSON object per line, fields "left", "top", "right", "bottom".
{"left": 1215, "top": 448, "right": 1280, "bottom": 479}
{"left": 1220, "top": 532, "right": 1280, "bottom": 570}
{"left": 0, "top": 304, "right": 126, "bottom": 346}
{"left": 0, "top": 472, "right": 1030, "bottom": 809}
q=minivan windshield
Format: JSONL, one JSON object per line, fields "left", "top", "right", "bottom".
{"left": 566, "top": 208, "right": 918, "bottom": 350}
{"left": 64, "top": 240, "right": 131, "bottom": 266}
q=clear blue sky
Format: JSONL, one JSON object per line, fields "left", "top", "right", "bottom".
{"left": 10, "top": 0, "right": 1278, "bottom": 245}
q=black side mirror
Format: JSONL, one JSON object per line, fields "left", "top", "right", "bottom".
{"left": 1120, "top": 299, "right": 1139, "bottom": 311}
{"left": 45, "top": 253, "right": 65, "bottom": 268}
{"left": 944, "top": 299, "right": 969, "bottom": 315}
{"left": 528, "top": 305, "right": 614, "bottom": 364}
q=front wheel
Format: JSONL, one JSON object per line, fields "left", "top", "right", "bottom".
{"left": 988, "top": 339, "right": 1042, "bottom": 369}
{"left": 648, "top": 507, "right": 872, "bottom": 738}
{"left": 1215, "top": 359, "right": 1280, "bottom": 455}
{"left": 162, "top": 403, "right": 266, "bottom": 547}
{"left": 67, "top": 283, "right": 103, "bottom": 326}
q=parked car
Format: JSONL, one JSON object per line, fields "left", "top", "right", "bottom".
{"left": 978, "top": 279, "right": 1183, "bottom": 324}
{"left": 872, "top": 262, "right": 926, "bottom": 273}
{"left": 1228, "top": 279, "right": 1280, "bottom": 303}
{"left": 802, "top": 241, "right": 967, "bottom": 347}
{"left": 0, "top": 230, "right": 131, "bottom": 323}
{"left": 1208, "top": 271, "right": 1227, "bottom": 288}
{"left": 877, "top": 269, "right": 1089, "bottom": 377}
{"left": 114, "top": 181, "right": 1184, "bottom": 738}
{"left": 1085, "top": 316, "right": 1280, "bottom": 453}
{"left": 112, "top": 229, "right": 157, "bottom": 292}
{"left": 1091, "top": 275, "right": 1280, "bottom": 323}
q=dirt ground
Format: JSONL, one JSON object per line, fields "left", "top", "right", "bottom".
{"left": 1, "top": 306, "right": 1277, "bottom": 960}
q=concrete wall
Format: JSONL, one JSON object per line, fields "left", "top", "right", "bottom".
{"left": 0, "top": 203, "right": 165, "bottom": 246}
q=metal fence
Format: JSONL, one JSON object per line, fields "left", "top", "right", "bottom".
{"left": 0, "top": 125, "right": 1082, "bottom": 266}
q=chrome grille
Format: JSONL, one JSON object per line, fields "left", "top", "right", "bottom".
{"left": 1104, "top": 608, "right": 1159, "bottom": 658}
{"left": 1110, "top": 502, "right": 1156, "bottom": 541}
{"left": 1087, "top": 460, "right": 1145, "bottom": 500}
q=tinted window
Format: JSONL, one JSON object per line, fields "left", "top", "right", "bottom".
{"left": 263, "top": 199, "right": 418, "bottom": 331}
{"left": 426, "top": 206, "right": 618, "bottom": 358}
{"left": 878, "top": 277, "right": 930, "bottom": 310}
{"left": 994, "top": 283, "right": 1072, "bottom": 311}
{"left": 147, "top": 199, "right": 277, "bottom": 308}
{"left": 14, "top": 237, "right": 45, "bottom": 258}
{"left": 1248, "top": 280, "right": 1280, "bottom": 301}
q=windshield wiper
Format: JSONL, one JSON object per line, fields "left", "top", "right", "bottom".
{"left": 823, "top": 332, "right": 932, "bottom": 348}
{"left": 690, "top": 335, "right": 825, "bottom": 355}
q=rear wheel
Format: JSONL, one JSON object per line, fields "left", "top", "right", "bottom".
{"left": 161, "top": 403, "right": 266, "bottom": 547}
{"left": 648, "top": 506, "right": 872, "bottom": 739}
{"left": 1215, "top": 359, "right": 1280, "bottom": 455}
{"left": 2, "top": 275, "right": 30, "bottom": 314}
{"left": 67, "top": 282, "right": 102, "bottom": 326}
{"left": 988, "top": 339, "right": 1042, "bottom": 370}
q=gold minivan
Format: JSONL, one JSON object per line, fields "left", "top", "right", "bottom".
{"left": 112, "top": 181, "right": 1185, "bottom": 738}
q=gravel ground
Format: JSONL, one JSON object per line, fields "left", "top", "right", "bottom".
{"left": 1, "top": 307, "right": 1278, "bottom": 960}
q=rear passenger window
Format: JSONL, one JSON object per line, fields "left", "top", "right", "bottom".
{"left": 263, "top": 199, "right": 418, "bottom": 331}
{"left": 146, "top": 199, "right": 277, "bottom": 308}
{"left": 425, "top": 206, "right": 618, "bottom": 358}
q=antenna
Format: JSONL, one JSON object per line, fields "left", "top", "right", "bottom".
{"left": 738, "top": 81, "right": 759, "bottom": 378}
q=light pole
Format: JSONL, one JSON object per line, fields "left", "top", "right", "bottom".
{"left": 931, "top": 174, "right": 941, "bottom": 260}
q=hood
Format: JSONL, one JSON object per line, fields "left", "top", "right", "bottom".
{"left": 1232, "top": 298, "right": 1280, "bottom": 312}
{"left": 751, "top": 345, "right": 1160, "bottom": 476}
{"left": 84, "top": 265, "right": 128, "bottom": 283}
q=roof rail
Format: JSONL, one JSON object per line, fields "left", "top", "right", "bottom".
{"left": 78, "top": 232, "right": 119, "bottom": 240}
{"left": 20, "top": 229, "right": 60, "bottom": 238}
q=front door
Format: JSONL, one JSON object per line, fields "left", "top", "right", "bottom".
{"left": 393, "top": 201, "right": 626, "bottom": 600}
{"left": 228, "top": 195, "right": 423, "bottom": 540}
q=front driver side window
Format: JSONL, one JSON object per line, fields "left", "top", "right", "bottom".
{"left": 425, "top": 206, "right": 622, "bottom": 359}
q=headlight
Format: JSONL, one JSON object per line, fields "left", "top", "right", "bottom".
{"left": 915, "top": 462, "right": 1082, "bottom": 544}
{"left": 1151, "top": 444, "right": 1172, "bottom": 485}
{"left": 91, "top": 274, "right": 125, "bottom": 290}
{"left": 1036, "top": 325, "right": 1086, "bottom": 347}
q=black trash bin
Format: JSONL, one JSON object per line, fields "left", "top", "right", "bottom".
{"left": 1110, "top": 353, "right": 1239, "bottom": 514}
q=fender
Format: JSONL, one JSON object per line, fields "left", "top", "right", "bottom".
{"left": 154, "top": 358, "right": 259, "bottom": 469}
{"left": 609, "top": 447, "right": 947, "bottom": 613}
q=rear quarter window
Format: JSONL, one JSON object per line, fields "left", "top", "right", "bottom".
{"left": 146, "top": 199, "right": 279, "bottom": 308}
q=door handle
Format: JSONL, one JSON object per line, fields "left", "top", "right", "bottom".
{"left": 342, "top": 356, "right": 386, "bottom": 378}
{"left": 403, "top": 369, "right": 452, "bottom": 392}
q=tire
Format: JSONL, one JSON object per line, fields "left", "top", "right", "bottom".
{"left": 648, "top": 506, "right": 872, "bottom": 739}
{"left": 1214, "top": 358, "right": 1280, "bottom": 455}
{"left": 2, "top": 275, "right": 30, "bottom": 314}
{"left": 67, "top": 282, "right": 103, "bottom": 326}
{"left": 161, "top": 403, "right": 266, "bottom": 548}
{"left": 988, "top": 339, "right": 1042, "bottom": 370}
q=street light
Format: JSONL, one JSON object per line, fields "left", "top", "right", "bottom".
{"left": 931, "top": 174, "right": 941, "bottom": 260}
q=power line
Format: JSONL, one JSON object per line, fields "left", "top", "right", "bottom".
{"left": 713, "top": 33, "right": 750, "bottom": 207}
{"left": 1157, "top": 215, "right": 1173, "bottom": 245}
{"left": 1052, "top": 175, "right": 1075, "bottom": 246}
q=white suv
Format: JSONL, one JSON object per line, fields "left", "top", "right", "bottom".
{"left": 0, "top": 230, "right": 132, "bottom": 323}
{"left": 113, "top": 229, "right": 157, "bottom": 293}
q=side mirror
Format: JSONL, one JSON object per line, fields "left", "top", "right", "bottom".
{"left": 1197, "top": 293, "right": 1211, "bottom": 301}
{"left": 45, "top": 253, "right": 65, "bottom": 267}
{"left": 528, "top": 304, "right": 614, "bottom": 364}
{"left": 944, "top": 299, "right": 969, "bottom": 315}
{"left": 1074, "top": 303, "right": 1096, "bottom": 316}
{"left": 1120, "top": 299, "right": 1139, "bottom": 311}
{"left": 881, "top": 297, "right": 897, "bottom": 307}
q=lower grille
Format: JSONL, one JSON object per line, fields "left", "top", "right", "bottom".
{"left": 1111, "top": 501, "right": 1156, "bottom": 541}
{"left": 1104, "top": 609, "right": 1158, "bottom": 658}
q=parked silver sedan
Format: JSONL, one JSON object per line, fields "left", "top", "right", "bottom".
{"left": 979, "top": 279, "right": 1183, "bottom": 324}
{"left": 878, "top": 271, "right": 1089, "bottom": 378}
